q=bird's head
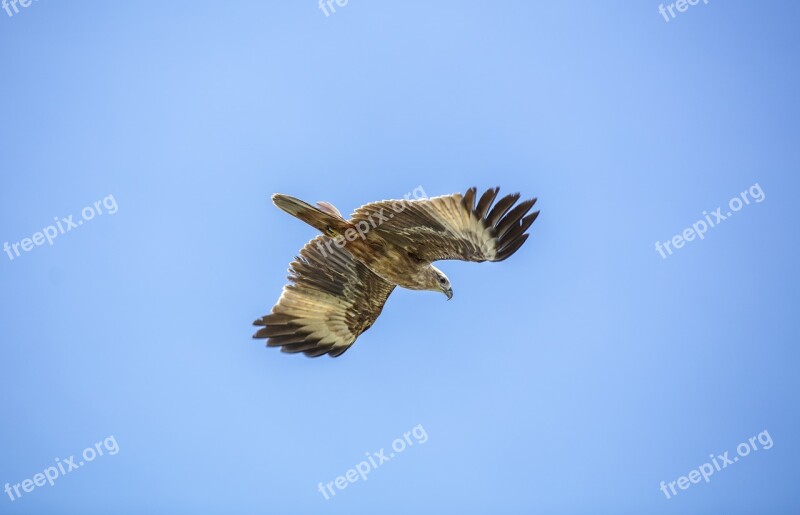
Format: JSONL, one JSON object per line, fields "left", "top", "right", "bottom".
{"left": 424, "top": 265, "right": 453, "bottom": 300}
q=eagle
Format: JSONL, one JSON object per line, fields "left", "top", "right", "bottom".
{"left": 253, "top": 187, "right": 539, "bottom": 357}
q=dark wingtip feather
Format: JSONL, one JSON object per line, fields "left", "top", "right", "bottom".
{"left": 486, "top": 193, "right": 520, "bottom": 228}
{"left": 475, "top": 187, "right": 500, "bottom": 219}
{"left": 254, "top": 324, "right": 298, "bottom": 338}
{"left": 499, "top": 210, "right": 539, "bottom": 247}
{"left": 461, "top": 187, "right": 477, "bottom": 213}
{"left": 303, "top": 346, "right": 335, "bottom": 358}
{"left": 328, "top": 346, "right": 350, "bottom": 358}
{"left": 464, "top": 188, "right": 538, "bottom": 262}
{"left": 281, "top": 341, "right": 325, "bottom": 353}
{"left": 495, "top": 233, "right": 530, "bottom": 261}
{"left": 495, "top": 198, "right": 536, "bottom": 238}
{"left": 264, "top": 333, "right": 309, "bottom": 347}
{"left": 254, "top": 313, "right": 293, "bottom": 327}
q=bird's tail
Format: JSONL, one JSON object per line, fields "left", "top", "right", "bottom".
{"left": 272, "top": 194, "right": 351, "bottom": 237}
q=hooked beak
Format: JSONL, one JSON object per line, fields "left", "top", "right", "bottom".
{"left": 444, "top": 287, "right": 453, "bottom": 300}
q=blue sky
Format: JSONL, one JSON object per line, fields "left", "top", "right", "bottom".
{"left": 1, "top": 1, "right": 798, "bottom": 514}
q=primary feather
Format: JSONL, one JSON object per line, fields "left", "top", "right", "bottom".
{"left": 253, "top": 235, "right": 395, "bottom": 357}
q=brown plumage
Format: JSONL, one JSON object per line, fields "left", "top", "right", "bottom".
{"left": 253, "top": 187, "right": 539, "bottom": 357}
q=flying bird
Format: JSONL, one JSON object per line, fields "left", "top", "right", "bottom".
{"left": 253, "top": 187, "right": 539, "bottom": 357}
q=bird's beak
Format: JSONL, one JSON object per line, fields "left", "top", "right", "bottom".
{"left": 444, "top": 287, "right": 453, "bottom": 300}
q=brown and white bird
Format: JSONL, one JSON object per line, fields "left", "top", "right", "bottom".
{"left": 253, "top": 187, "right": 539, "bottom": 357}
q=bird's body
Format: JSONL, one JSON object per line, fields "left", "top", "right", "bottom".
{"left": 253, "top": 187, "right": 539, "bottom": 357}
{"left": 343, "top": 236, "right": 435, "bottom": 291}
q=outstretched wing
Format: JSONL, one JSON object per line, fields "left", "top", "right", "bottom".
{"left": 351, "top": 187, "right": 538, "bottom": 263}
{"left": 253, "top": 235, "right": 396, "bottom": 357}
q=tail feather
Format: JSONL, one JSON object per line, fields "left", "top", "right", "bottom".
{"left": 272, "top": 194, "right": 350, "bottom": 236}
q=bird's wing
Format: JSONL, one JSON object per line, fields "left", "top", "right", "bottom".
{"left": 351, "top": 187, "right": 538, "bottom": 263}
{"left": 253, "top": 235, "right": 396, "bottom": 357}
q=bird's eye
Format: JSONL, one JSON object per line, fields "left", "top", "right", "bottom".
{"left": 439, "top": 277, "right": 447, "bottom": 285}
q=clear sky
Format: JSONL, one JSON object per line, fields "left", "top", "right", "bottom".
{"left": 1, "top": 1, "right": 798, "bottom": 514}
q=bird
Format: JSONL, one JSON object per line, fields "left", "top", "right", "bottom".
{"left": 253, "top": 187, "right": 539, "bottom": 357}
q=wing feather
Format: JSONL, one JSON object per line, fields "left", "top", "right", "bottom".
{"left": 253, "top": 235, "right": 395, "bottom": 357}
{"left": 475, "top": 187, "right": 499, "bottom": 220}
{"left": 351, "top": 187, "right": 538, "bottom": 263}
{"left": 461, "top": 186, "right": 477, "bottom": 213}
